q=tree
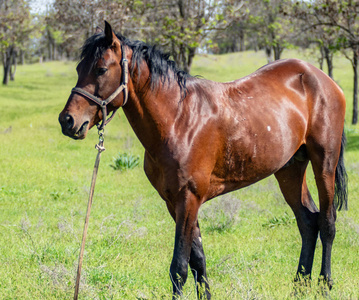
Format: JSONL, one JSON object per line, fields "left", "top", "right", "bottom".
{"left": 210, "top": 1, "right": 255, "bottom": 54}
{"left": 292, "top": 1, "right": 341, "bottom": 79}
{"left": 314, "top": 27, "right": 340, "bottom": 79}
{"left": 211, "top": 21, "right": 247, "bottom": 54}
{"left": 48, "top": 0, "right": 133, "bottom": 60}
{"left": 47, "top": 0, "right": 245, "bottom": 72}
{"left": 302, "top": 0, "right": 359, "bottom": 124}
{"left": 0, "top": 0, "right": 32, "bottom": 85}
{"left": 50, "top": 0, "right": 98, "bottom": 59}
{"left": 244, "top": 0, "right": 294, "bottom": 62}
{"left": 142, "top": 0, "right": 241, "bottom": 73}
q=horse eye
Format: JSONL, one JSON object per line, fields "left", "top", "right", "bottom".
{"left": 96, "top": 68, "right": 108, "bottom": 76}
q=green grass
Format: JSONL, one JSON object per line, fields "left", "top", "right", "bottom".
{"left": 0, "top": 51, "right": 359, "bottom": 299}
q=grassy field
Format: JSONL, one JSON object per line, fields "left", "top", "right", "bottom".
{"left": 0, "top": 49, "right": 359, "bottom": 299}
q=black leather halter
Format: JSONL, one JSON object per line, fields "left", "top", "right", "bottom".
{"left": 71, "top": 45, "right": 129, "bottom": 130}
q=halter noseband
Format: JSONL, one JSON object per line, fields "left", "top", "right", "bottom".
{"left": 71, "top": 45, "right": 129, "bottom": 131}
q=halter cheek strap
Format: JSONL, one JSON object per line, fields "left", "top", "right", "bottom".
{"left": 71, "top": 45, "right": 129, "bottom": 130}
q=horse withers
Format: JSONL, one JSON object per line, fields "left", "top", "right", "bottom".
{"left": 59, "top": 21, "right": 347, "bottom": 299}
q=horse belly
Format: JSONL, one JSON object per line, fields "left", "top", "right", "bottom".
{"left": 213, "top": 119, "right": 305, "bottom": 194}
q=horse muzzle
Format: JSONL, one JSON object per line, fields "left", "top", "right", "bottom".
{"left": 58, "top": 112, "right": 90, "bottom": 140}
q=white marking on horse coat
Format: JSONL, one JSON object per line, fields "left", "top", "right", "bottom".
{"left": 253, "top": 144, "right": 257, "bottom": 158}
{"left": 267, "top": 126, "right": 271, "bottom": 131}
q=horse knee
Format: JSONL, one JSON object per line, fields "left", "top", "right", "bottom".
{"left": 319, "top": 218, "right": 336, "bottom": 243}
{"left": 190, "top": 240, "right": 206, "bottom": 267}
{"left": 296, "top": 208, "right": 319, "bottom": 237}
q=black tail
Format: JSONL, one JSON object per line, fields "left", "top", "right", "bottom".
{"left": 334, "top": 130, "right": 348, "bottom": 210}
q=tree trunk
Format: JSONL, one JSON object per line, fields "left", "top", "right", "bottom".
{"left": 318, "top": 46, "right": 324, "bottom": 70}
{"left": 352, "top": 50, "right": 358, "bottom": 125}
{"left": 54, "top": 44, "right": 57, "bottom": 60}
{"left": 265, "top": 46, "right": 272, "bottom": 63}
{"left": 48, "top": 42, "right": 53, "bottom": 61}
{"left": 239, "top": 28, "right": 245, "bottom": 52}
{"left": 324, "top": 46, "right": 333, "bottom": 79}
{"left": 2, "top": 46, "right": 14, "bottom": 85}
{"left": 2, "top": 64, "right": 9, "bottom": 85}
{"left": 179, "top": 43, "right": 187, "bottom": 73}
{"left": 20, "top": 49, "right": 25, "bottom": 65}
{"left": 273, "top": 44, "right": 283, "bottom": 60}
{"left": 10, "top": 48, "right": 17, "bottom": 81}
{"left": 186, "top": 47, "right": 195, "bottom": 74}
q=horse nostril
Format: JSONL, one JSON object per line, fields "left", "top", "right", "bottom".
{"left": 64, "top": 114, "right": 74, "bottom": 130}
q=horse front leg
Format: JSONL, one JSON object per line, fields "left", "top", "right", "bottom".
{"left": 169, "top": 189, "right": 201, "bottom": 299}
{"left": 189, "top": 221, "right": 211, "bottom": 299}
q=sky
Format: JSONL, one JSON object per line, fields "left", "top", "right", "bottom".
{"left": 30, "top": 0, "right": 54, "bottom": 14}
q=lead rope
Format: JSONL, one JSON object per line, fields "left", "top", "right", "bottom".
{"left": 73, "top": 130, "right": 105, "bottom": 300}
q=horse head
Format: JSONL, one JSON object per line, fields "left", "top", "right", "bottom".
{"left": 59, "top": 21, "right": 128, "bottom": 139}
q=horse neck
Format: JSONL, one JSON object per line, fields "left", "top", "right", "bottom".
{"left": 122, "top": 62, "right": 182, "bottom": 154}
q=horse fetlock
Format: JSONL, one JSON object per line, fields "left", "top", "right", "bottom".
{"left": 196, "top": 280, "right": 211, "bottom": 300}
{"left": 170, "top": 262, "right": 188, "bottom": 288}
{"left": 318, "top": 274, "right": 333, "bottom": 292}
{"left": 294, "top": 271, "right": 312, "bottom": 287}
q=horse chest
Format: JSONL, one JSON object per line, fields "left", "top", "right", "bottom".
{"left": 143, "top": 150, "right": 187, "bottom": 200}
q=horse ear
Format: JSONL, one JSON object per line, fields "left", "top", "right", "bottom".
{"left": 104, "top": 20, "right": 122, "bottom": 53}
{"left": 104, "top": 20, "right": 116, "bottom": 45}
{"left": 95, "top": 26, "right": 103, "bottom": 34}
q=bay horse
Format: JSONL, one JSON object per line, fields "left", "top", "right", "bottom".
{"left": 59, "top": 21, "right": 347, "bottom": 299}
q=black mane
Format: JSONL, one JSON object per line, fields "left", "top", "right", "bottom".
{"left": 80, "top": 32, "right": 190, "bottom": 93}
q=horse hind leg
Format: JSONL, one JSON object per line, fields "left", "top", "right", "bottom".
{"left": 275, "top": 155, "right": 319, "bottom": 282}
{"left": 307, "top": 142, "right": 340, "bottom": 289}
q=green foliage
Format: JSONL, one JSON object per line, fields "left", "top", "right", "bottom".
{"left": 110, "top": 153, "right": 140, "bottom": 171}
